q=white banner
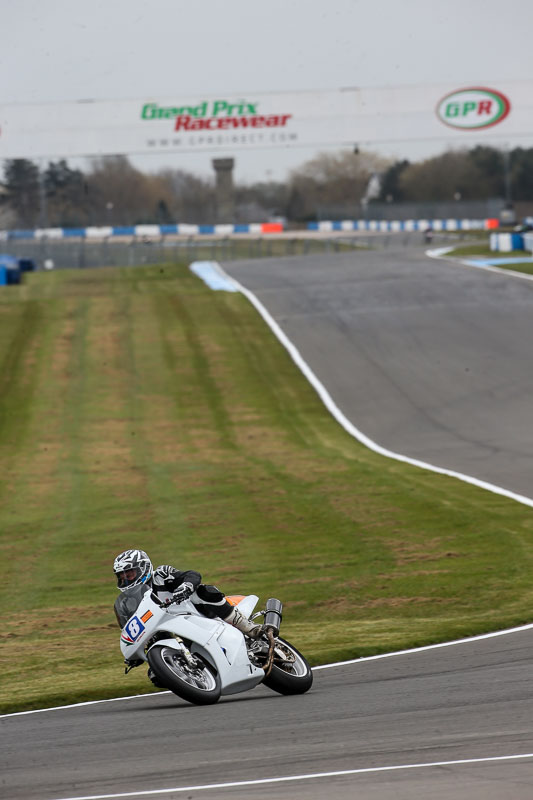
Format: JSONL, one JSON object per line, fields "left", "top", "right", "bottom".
{"left": 1, "top": 82, "right": 532, "bottom": 160}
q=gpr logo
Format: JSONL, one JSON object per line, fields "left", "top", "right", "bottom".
{"left": 436, "top": 87, "right": 511, "bottom": 130}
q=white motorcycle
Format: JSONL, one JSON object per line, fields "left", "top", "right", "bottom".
{"left": 117, "top": 586, "right": 313, "bottom": 705}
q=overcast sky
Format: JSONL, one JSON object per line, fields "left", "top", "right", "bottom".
{"left": 2, "top": 0, "right": 532, "bottom": 181}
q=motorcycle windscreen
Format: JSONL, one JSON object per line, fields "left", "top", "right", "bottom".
{"left": 114, "top": 584, "right": 152, "bottom": 628}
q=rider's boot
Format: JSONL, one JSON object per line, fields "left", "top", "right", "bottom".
{"left": 226, "top": 606, "right": 264, "bottom": 639}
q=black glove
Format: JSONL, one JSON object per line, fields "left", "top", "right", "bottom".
{"left": 172, "top": 581, "right": 194, "bottom": 603}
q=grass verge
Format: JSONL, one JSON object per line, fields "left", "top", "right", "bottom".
{"left": 1, "top": 263, "right": 533, "bottom": 713}
{"left": 445, "top": 243, "right": 533, "bottom": 274}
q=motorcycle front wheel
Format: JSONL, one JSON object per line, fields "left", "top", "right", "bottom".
{"left": 147, "top": 645, "right": 221, "bottom": 705}
{"left": 262, "top": 637, "right": 313, "bottom": 695}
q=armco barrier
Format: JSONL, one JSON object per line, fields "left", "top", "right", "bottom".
{"left": 308, "top": 219, "right": 499, "bottom": 233}
{"left": 0, "top": 221, "right": 284, "bottom": 241}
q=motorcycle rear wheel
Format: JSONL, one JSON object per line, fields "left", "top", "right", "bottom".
{"left": 262, "top": 637, "right": 313, "bottom": 695}
{"left": 147, "top": 645, "right": 221, "bottom": 705}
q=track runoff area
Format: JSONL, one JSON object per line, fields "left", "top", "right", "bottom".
{"left": 3, "top": 253, "right": 533, "bottom": 799}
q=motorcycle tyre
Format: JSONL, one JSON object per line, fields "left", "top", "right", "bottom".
{"left": 262, "top": 637, "right": 313, "bottom": 695}
{"left": 147, "top": 645, "right": 221, "bottom": 705}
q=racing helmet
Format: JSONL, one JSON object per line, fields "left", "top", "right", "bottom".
{"left": 113, "top": 549, "right": 153, "bottom": 592}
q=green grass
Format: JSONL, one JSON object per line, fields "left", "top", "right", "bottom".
{"left": 447, "top": 244, "right": 526, "bottom": 257}
{"left": 1, "top": 263, "right": 533, "bottom": 713}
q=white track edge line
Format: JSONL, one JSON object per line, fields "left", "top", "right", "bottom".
{"left": 426, "top": 246, "right": 533, "bottom": 282}
{"left": 47, "top": 753, "right": 533, "bottom": 800}
{"left": 5, "top": 617, "right": 533, "bottom": 718}
{"left": 209, "top": 261, "right": 533, "bottom": 508}
{"left": 4, "top": 618, "right": 533, "bottom": 718}
{"left": 0, "top": 691, "right": 172, "bottom": 718}
{"left": 312, "top": 620, "right": 533, "bottom": 669}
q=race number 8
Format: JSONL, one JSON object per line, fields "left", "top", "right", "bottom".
{"left": 125, "top": 616, "right": 144, "bottom": 641}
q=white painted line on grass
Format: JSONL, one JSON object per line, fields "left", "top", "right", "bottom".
{"left": 47, "top": 753, "right": 533, "bottom": 800}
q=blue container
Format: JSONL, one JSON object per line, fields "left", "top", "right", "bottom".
{"left": 7, "top": 267, "right": 21, "bottom": 284}
{"left": 0, "top": 254, "right": 22, "bottom": 285}
{"left": 0, "top": 253, "right": 19, "bottom": 269}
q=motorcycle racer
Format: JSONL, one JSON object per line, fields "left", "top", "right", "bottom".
{"left": 113, "top": 548, "right": 264, "bottom": 638}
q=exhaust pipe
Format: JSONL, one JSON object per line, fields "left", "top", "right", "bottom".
{"left": 264, "top": 598, "right": 283, "bottom": 636}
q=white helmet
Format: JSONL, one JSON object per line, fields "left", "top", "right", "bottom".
{"left": 113, "top": 549, "right": 153, "bottom": 592}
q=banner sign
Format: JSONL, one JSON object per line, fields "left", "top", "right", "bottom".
{"left": 0, "top": 83, "right": 531, "bottom": 160}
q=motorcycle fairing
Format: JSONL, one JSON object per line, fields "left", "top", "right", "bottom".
{"left": 120, "top": 591, "right": 265, "bottom": 695}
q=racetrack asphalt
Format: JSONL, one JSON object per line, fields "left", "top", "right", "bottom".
{"left": 3, "top": 246, "right": 533, "bottom": 799}
{"left": 225, "top": 247, "right": 533, "bottom": 500}
{"left": 2, "top": 628, "right": 533, "bottom": 799}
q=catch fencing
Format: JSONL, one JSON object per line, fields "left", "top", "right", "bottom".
{"left": 2, "top": 231, "right": 473, "bottom": 271}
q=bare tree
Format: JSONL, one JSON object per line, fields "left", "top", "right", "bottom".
{"left": 234, "top": 180, "right": 287, "bottom": 222}
{"left": 398, "top": 150, "right": 494, "bottom": 202}
{"left": 157, "top": 169, "right": 215, "bottom": 224}
{"left": 286, "top": 149, "right": 391, "bottom": 220}
{"left": 85, "top": 156, "right": 175, "bottom": 225}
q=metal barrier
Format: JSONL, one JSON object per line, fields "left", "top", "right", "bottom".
{"left": 1, "top": 231, "right": 473, "bottom": 271}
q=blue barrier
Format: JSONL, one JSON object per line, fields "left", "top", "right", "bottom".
{"left": 0, "top": 218, "right": 502, "bottom": 239}
{"left": 112, "top": 226, "right": 136, "bottom": 236}
{"left": 307, "top": 219, "right": 495, "bottom": 233}
{"left": 9, "top": 230, "right": 35, "bottom": 239}
{"left": 489, "top": 232, "right": 525, "bottom": 252}
{"left": 62, "top": 228, "right": 88, "bottom": 238}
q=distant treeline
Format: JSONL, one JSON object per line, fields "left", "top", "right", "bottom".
{"left": 1, "top": 146, "right": 531, "bottom": 229}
